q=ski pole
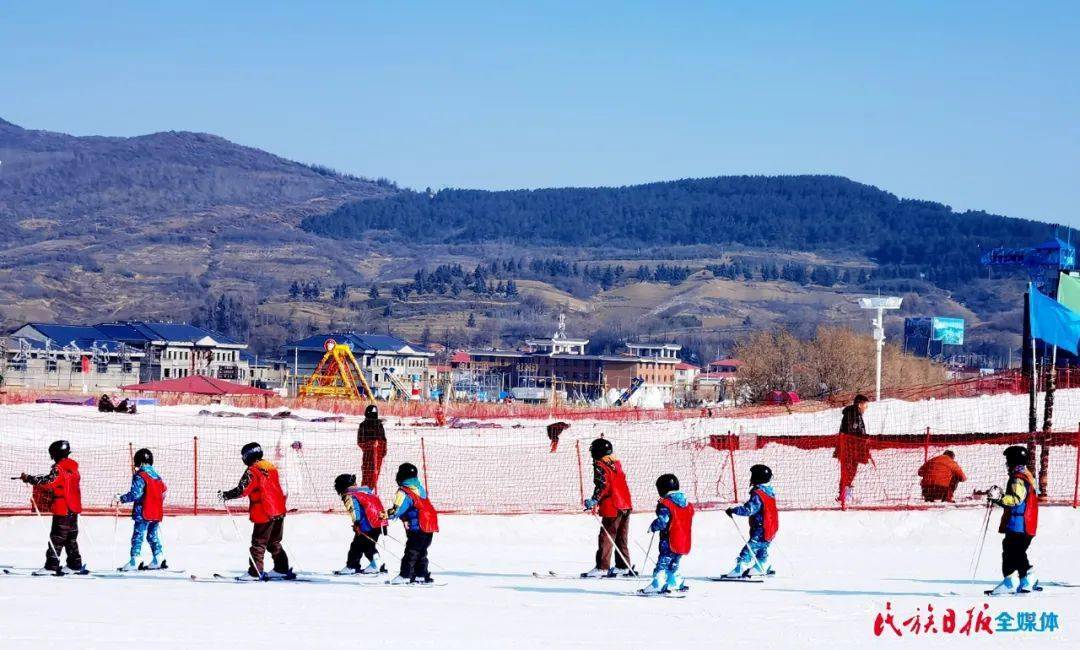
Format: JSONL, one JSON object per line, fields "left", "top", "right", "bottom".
{"left": 15, "top": 480, "right": 66, "bottom": 576}
{"left": 221, "top": 498, "right": 266, "bottom": 580}
{"left": 640, "top": 532, "right": 656, "bottom": 577}
{"left": 969, "top": 500, "right": 993, "bottom": 580}
{"left": 727, "top": 513, "right": 768, "bottom": 576}
{"left": 381, "top": 529, "right": 448, "bottom": 571}
{"left": 588, "top": 510, "right": 635, "bottom": 573}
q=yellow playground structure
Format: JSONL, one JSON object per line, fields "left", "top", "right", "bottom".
{"left": 298, "top": 338, "right": 375, "bottom": 401}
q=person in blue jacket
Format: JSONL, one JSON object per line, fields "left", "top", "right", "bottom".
{"left": 640, "top": 473, "right": 695, "bottom": 596}
{"left": 387, "top": 463, "right": 439, "bottom": 585}
{"left": 724, "top": 464, "right": 778, "bottom": 578}
{"left": 114, "top": 448, "right": 167, "bottom": 571}
{"left": 333, "top": 473, "right": 388, "bottom": 575}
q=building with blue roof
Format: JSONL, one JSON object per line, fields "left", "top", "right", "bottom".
{"left": 279, "top": 331, "right": 433, "bottom": 398}
{"left": 2, "top": 323, "right": 145, "bottom": 391}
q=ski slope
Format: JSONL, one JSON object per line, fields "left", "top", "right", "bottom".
{"left": 1, "top": 509, "right": 1077, "bottom": 648}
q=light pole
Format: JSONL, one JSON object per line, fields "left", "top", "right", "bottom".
{"left": 858, "top": 296, "right": 903, "bottom": 401}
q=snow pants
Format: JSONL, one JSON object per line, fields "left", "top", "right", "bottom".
{"left": 735, "top": 538, "right": 771, "bottom": 573}
{"left": 346, "top": 528, "right": 381, "bottom": 569}
{"left": 596, "top": 509, "right": 631, "bottom": 571}
{"left": 650, "top": 545, "right": 684, "bottom": 591}
{"left": 400, "top": 529, "right": 433, "bottom": 579}
{"left": 1001, "top": 533, "right": 1033, "bottom": 578}
{"left": 358, "top": 439, "right": 387, "bottom": 488}
{"left": 249, "top": 516, "right": 290, "bottom": 576}
{"left": 45, "top": 513, "right": 82, "bottom": 571}
{"left": 130, "top": 520, "right": 164, "bottom": 561}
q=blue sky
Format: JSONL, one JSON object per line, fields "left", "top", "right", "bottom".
{"left": 3, "top": 1, "right": 1078, "bottom": 225}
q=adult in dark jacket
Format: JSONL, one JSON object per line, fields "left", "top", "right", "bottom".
{"left": 833, "top": 394, "right": 872, "bottom": 503}
{"left": 357, "top": 404, "right": 387, "bottom": 489}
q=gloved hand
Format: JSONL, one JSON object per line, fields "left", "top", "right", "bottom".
{"left": 725, "top": 508, "right": 735, "bottom": 517}
{"left": 986, "top": 485, "right": 1003, "bottom": 502}
{"left": 19, "top": 473, "right": 30, "bottom": 483}
{"left": 216, "top": 490, "right": 226, "bottom": 501}
{"left": 649, "top": 519, "right": 663, "bottom": 533}
{"left": 583, "top": 498, "right": 598, "bottom": 510}
{"left": 113, "top": 495, "right": 123, "bottom": 506}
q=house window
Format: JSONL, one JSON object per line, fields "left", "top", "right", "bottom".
{"left": 164, "top": 368, "right": 170, "bottom": 378}
{"left": 46, "top": 358, "right": 57, "bottom": 373}
{"left": 122, "top": 362, "right": 133, "bottom": 374}
{"left": 96, "top": 361, "right": 109, "bottom": 373}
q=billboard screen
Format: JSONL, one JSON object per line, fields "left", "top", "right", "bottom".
{"left": 931, "top": 317, "right": 964, "bottom": 345}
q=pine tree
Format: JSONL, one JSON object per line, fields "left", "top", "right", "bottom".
{"left": 467, "top": 312, "right": 476, "bottom": 328}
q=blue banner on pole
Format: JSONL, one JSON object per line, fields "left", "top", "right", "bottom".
{"left": 1029, "top": 283, "right": 1080, "bottom": 354}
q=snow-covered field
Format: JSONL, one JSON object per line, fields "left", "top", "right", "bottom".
{"left": 1, "top": 509, "right": 1077, "bottom": 648}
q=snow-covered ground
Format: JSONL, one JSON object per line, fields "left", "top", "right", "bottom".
{"left": 1, "top": 509, "right": 1077, "bottom": 648}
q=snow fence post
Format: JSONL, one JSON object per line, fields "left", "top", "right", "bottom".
{"left": 420, "top": 436, "right": 430, "bottom": 497}
{"left": 575, "top": 439, "right": 585, "bottom": 505}
{"left": 1073, "top": 424, "right": 1079, "bottom": 509}
{"left": 924, "top": 427, "right": 931, "bottom": 464}
{"left": 128, "top": 441, "right": 135, "bottom": 469}
{"left": 193, "top": 436, "right": 199, "bottom": 516}
{"left": 727, "top": 431, "right": 739, "bottom": 504}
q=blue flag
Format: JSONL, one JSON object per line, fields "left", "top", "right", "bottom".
{"left": 1029, "top": 283, "right": 1080, "bottom": 354}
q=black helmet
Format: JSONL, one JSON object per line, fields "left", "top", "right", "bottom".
{"left": 365, "top": 404, "right": 379, "bottom": 419}
{"left": 750, "top": 464, "right": 773, "bottom": 484}
{"left": 334, "top": 473, "right": 357, "bottom": 494}
{"left": 48, "top": 440, "right": 70, "bottom": 461}
{"left": 133, "top": 448, "right": 153, "bottom": 467}
{"left": 589, "top": 438, "right": 613, "bottom": 460}
{"left": 241, "top": 442, "right": 263, "bottom": 465}
{"left": 1003, "top": 446, "right": 1029, "bottom": 467}
{"left": 396, "top": 462, "right": 418, "bottom": 485}
{"left": 656, "top": 473, "right": 679, "bottom": 496}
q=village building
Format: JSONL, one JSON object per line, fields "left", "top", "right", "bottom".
{"left": 280, "top": 332, "right": 433, "bottom": 399}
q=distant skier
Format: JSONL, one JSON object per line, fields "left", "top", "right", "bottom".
{"left": 918, "top": 450, "right": 967, "bottom": 502}
{"left": 986, "top": 446, "right": 1039, "bottom": 595}
{"left": 333, "top": 473, "right": 388, "bottom": 575}
{"left": 723, "top": 464, "right": 778, "bottom": 578}
{"left": 387, "top": 462, "right": 439, "bottom": 584}
{"left": 19, "top": 440, "right": 85, "bottom": 575}
{"left": 581, "top": 438, "right": 635, "bottom": 578}
{"left": 357, "top": 404, "right": 387, "bottom": 488}
{"left": 219, "top": 442, "right": 294, "bottom": 580}
{"left": 115, "top": 448, "right": 168, "bottom": 571}
{"left": 639, "top": 473, "right": 694, "bottom": 596}
{"left": 834, "top": 394, "right": 872, "bottom": 503}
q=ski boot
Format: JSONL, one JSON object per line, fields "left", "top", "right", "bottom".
{"left": 580, "top": 567, "right": 606, "bottom": 578}
{"left": 606, "top": 567, "right": 637, "bottom": 578}
{"left": 334, "top": 566, "right": 361, "bottom": 575}
{"left": 985, "top": 573, "right": 1017, "bottom": 596}
{"left": 413, "top": 574, "right": 436, "bottom": 585}
{"left": 32, "top": 566, "right": 63, "bottom": 576}
{"left": 723, "top": 561, "right": 751, "bottom": 579}
{"left": 360, "top": 554, "right": 384, "bottom": 574}
{"left": 637, "top": 582, "right": 666, "bottom": 597}
{"left": 1018, "top": 572, "right": 1042, "bottom": 594}
{"left": 389, "top": 574, "right": 412, "bottom": 585}
{"left": 265, "top": 569, "right": 297, "bottom": 581}
{"left": 117, "top": 559, "right": 139, "bottom": 572}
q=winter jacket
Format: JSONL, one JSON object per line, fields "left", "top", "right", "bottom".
{"left": 222, "top": 460, "right": 287, "bottom": 523}
{"left": 590, "top": 455, "right": 633, "bottom": 517}
{"left": 343, "top": 486, "right": 388, "bottom": 533}
{"left": 119, "top": 465, "right": 166, "bottom": 522}
{"left": 357, "top": 413, "right": 386, "bottom": 444}
{"left": 731, "top": 484, "right": 777, "bottom": 542}
{"left": 838, "top": 404, "right": 867, "bottom": 436}
{"left": 918, "top": 454, "right": 966, "bottom": 489}
{"left": 24, "top": 458, "right": 83, "bottom": 515}
{"left": 649, "top": 490, "right": 693, "bottom": 555}
{"left": 389, "top": 477, "right": 438, "bottom": 532}
{"left": 998, "top": 466, "right": 1038, "bottom": 536}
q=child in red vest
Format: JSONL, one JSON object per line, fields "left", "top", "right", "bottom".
{"left": 582, "top": 438, "right": 635, "bottom": 578}
{"left": 115, "top": 448, "right": 168, "bottom": 571}
{"left": 387, "top": 462, "right": 439, "bottom": 584}
{"left": 724, "top": 464, "right": 778, "bottom": 578}
{"left": 220, "top": 442, "right": 294, "bottom": 580}
{"left": 334, "top": 473, "right": 388, "bottom": 575}
{"left": 986, "top": 446, "right": 1040, "bottom": 595}
{"left": 20, "top": 440, "right": 85, "bottom": 575}
{"left": 640, "top": 473, "right": 694, "bottom": 596}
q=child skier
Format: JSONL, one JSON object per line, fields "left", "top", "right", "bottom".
{"left": 115, "top": 448, "right": 168, "bottom": 571}
{"left": 640, "top": 473, "right": 694, "bottom": 596}
{"left": 334, "top": 473, "right": 388, "bottom": 575}
{"left": 723, "top": 464, "right": 778, "bottom": 578}
{"left": 219, "top": 442, "right": 294, "bottom": 580}
{"left": 387, "top": 462, "right": 439, "bottom": 584}
{"left": 19, "top": 440, "right": 85, "bottom": 575}
{"left": 581, "top": 438, "right": 635, "bottom": 578}
{"left": 986, "top": 446, "right": 1040, "bottom": 595}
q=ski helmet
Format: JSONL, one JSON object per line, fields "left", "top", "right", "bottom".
{"left": 241, "top": 442, "right": 264, "bottom": 465}
{"left": 365, "top": 404, "right": 379, "bottom": 419}
{"left": 1003, "top": 445, "right": 1029, "bottom": 467}
{"left": 334, "top": 473, "right": 357, "bottom": 494}
{"left": 749, "top": 464, "right": 773, "bottom": 484}
{"left": 48, "top": 440, "right": 70, "bottom": 461}
{"left": 396, "top": 462, "right": 418, "bottom": 485}
{"left": 655, "top": 473, "right": 680, "bottom": 496}
{"left": 133, "top": 448, "right": 153, "bottom": 467}
{"left": 589, "top": 438, "right": 613, "bottom": 460}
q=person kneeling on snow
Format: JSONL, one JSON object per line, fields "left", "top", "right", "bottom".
{"left": 387, "top": 462, "right": 439, "bottom": 585}
{"left": 640, "top": 473, "right": 694, "bottom": 596}
{"left": 986, "top": 446, "right": 1040, "bottom": 596}
{"left": 219, "top": 442, "right": 295, "bottom": 580}
{"left": 334, "top": 473, "right": 388, "bottom": 575}
{"left": 724, "top": 464, "right": 778, "bottom": 578}
{"left": 115, "top": 448, "right": 168, "bottom": 571}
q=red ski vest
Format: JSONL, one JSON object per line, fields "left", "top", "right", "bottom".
{"left": 754, "top": 486, "right": 779, "bottom": 542}
{"left": 49, "top": 458, "right": 82, "bottom": 516}
{"left": 402, "top": 487, "right": 439, "bottom": 533}
{"left": 242, "top": 460, "right": 287, "bottom": 523}
{"left": 596, "top": 458, "right": 633, "bottom": 517}
{"left": 348, "top": 488, "right": 389, "bottom": 530}
{"left": 660, "top": 496, "right": 694, "bottom": 555}
{"left": 999, "top": 470, "right": 1039, "bottom": 536}
{"left": 137, "top": 470, "right": 167, "bottom": 522}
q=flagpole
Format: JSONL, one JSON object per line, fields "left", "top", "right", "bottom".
{"left": 1028, "top": 338, "right": 1038, "bottom": 436}
{"left": 1038, "top": 345, "right": 1056, "bottom": 494}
